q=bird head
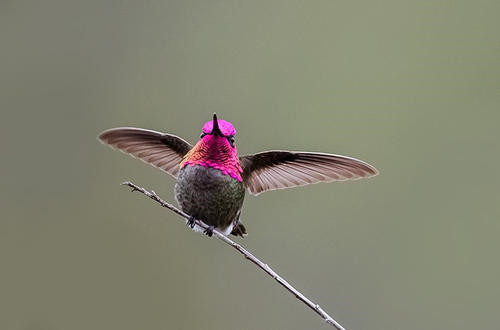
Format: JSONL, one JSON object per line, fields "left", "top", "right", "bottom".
{"left": 179, "top": 113, "right": 243, "bottom": 181}
{"left": 199, "top": 113, "right": 236, "bottom": 148}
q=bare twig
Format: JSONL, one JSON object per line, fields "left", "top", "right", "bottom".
{"left": 121, "top": 180, "right": 347, "bottom": 330}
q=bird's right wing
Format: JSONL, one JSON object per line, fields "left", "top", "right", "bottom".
{"left": 98, "top": 127, "right": 192, "bottom": 178}
{"left": 240, "top": 151, "right": 378, "bottom": 195}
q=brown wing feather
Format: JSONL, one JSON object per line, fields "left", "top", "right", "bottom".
{"left": 98, "top": 127, "right": 192, "bottom": 177}
{"left": 240, "top": 151, "right": 378, "bottom": 195}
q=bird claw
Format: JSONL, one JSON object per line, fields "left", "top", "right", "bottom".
{"left": 187, "top": 216, "right": 196, "bottom": 229}
{"left": 203, "top": 226, "right": 215, "bottom": 237}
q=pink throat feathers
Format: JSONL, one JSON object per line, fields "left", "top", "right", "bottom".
{"left": 181, "top": 123, "right": 243, "bottom": 181}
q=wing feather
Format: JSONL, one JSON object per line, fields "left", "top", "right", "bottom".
{"left": 98, "top": 127, "right": 192, "bottom": 178}
{"left": 240, "top": 151, "right": 378, "bottom": 195}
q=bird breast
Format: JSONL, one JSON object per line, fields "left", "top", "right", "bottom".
{"left": 174, "top": 165, "right": 245, "bottom": 230}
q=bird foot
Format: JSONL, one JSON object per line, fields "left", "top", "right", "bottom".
{"left": 186, "top": 215, "right": 196, "bottom": 229}
{"left": 203, "top": 225, "right": 215, "bottom": 237}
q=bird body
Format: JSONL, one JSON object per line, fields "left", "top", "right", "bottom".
{"left": 98, "top": 114, "right": 378, "bottom": 237}
{"left": 175, "top": 165, "right": 245, "bottom": 235}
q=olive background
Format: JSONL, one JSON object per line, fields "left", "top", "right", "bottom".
{"left": 1, "top": 1, "right": 499, "bottom": 329}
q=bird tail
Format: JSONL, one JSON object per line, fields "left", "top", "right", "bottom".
{"left": 231, "top": 222, "right": 247, "bottom": 238}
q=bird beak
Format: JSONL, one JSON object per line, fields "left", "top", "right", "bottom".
{"left": 211, "top": 113, "right": 223, "bottom": 136}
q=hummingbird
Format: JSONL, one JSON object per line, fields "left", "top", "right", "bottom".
{"left": 98, "top": 114, "right": 378, "bottom": 237}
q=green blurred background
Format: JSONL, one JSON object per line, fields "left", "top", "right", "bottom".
{"left": 1, "top": 1, "right": 499, "bottom": 329}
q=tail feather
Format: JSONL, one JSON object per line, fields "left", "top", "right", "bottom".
{"left": 231, "top": 222, "right": 247, "bottom": 237}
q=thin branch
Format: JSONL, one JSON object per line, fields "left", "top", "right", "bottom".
{"left": 121, "top": 180, "right": 347, "bottom": 330}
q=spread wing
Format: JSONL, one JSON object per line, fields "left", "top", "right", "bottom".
{"left": 98, "top": 127, "right": 192, "bottom": 177}
{"left": 240, "top": 151, "right": 378, "bottom": 195}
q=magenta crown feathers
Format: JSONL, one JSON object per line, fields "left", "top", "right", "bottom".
{"left": 202, "top": 114, "right": 236, "bottom": 137}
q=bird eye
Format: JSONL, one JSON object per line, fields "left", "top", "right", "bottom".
{"left": 200, "top": 132, "right": 207, "bottom": 138}
{"left": 227, "top": 136, "right": 235, "bottom": 147}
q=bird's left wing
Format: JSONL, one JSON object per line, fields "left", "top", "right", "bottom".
{"left": 240, "top": 151, "right": 378, "bottom": 195}
{"left": 98, "top": 127, "right": 192, "bottom": 177}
